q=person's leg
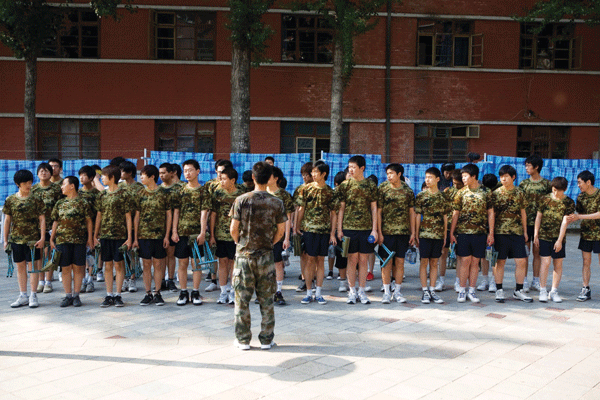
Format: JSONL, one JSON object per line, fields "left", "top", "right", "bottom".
{"left": 468, "top": 257, "right": 479, "bottom": 290}
{"left": 62, "top": 265, "right": 73, "bottom": 295}
{"left": 315, "top": 256, "right": 325, "bottom": 288}
{"left": 346, "top": 253, "right": 358, "bottom": 289}
{"left": 582, "top": 251, "right": 591, "bottom": 287}
{"left": 166, "top": 245, "right": 176, "bottom": 283}
{"left": 458, "top": 256, "right": 472, "bottom": 288}
{"left": 304, "top": 256, "right": 316, "bottom": 292}
{"left": 153, "top": 257, "right": 165, "bottom": 293}
{"left": 114, "top": 261, "right": 125, "bottom": 295}
{"left": 429, "top": 258, "right": 439, "bottom": 289}
{"left": 104, "top": 261, "right": 114, "bottom": 294}
{"left": 256, "top": 255, "right": 276, "bottom": 346}
{"left": 73, "top": 265, "right": 85, "bottom": 296}
{"left": 16, "top": 261, "right": 28, "bottom": 293}
{"left": 539, "top": 256, "right": 551, "bottom": 288}
{"left": 551, "top": 259, "right": 563, "bottom": 290}
{"left": 514, "top": 258, "right": 527, "bottom": 285}
{"left": 218, "top": 257, "right": 230, "bottom": 288}
{"left": 494, "top": 259, "right": 506, "bottom": 286}
{"left": 233, "top": 257, "right": 254, "bottom": 346}
{"left": 192, "top": 269, "right": 202, "bottom": 291}
{"left": 532, "top": 241, "right": 541, "bottom": 281}
{"left": 178, "top": 258, "right": 189, "bottom": 290}
{"left": 419, "top": 258, "right": 428, "bottom": 289}
{"left": 393, "top": 257, "right": 405, "bottom": 290}
{"left": 357, "top": 253, "right": 369, "bottom": 288}
{"left": 142, "top": 258, "right": 153, "bottom": 293}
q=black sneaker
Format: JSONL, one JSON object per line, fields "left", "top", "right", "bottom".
{"left": 60, "top": 296, "right": 73, "bottom": 307}
{"left": 274, "top": 291, "right": 286, "bottom": 306}
{"left": 577, "top": 287, "right": 591, "bottom": 302}
{"left": 140, "top": 293, "right": 153, "bottom": 306}
{"left": 177, "top": 290, "right": 189, "bottom": 306}
{"left": 254, "top": 297, "right": 260, "bottom": 304}
{"left": 296, "top": 281, "right": 307, "bottom": 292}
{"left": 72, "top": 295, "right": 82, "bottom": 307}
{"left": 114, "top": 295, "right": 124, "bottom": 307}
{"left": 160, "top": 279, "right": 168, "bottom": 291}
{"left": 153, "top": 292, "right": 165, "bottom": 306}
{"left": 100, "top": 295, "right": 113, "bottom": 308}
{"left": 167, "top": 279, "right": 178, "bottom": 292}
{"left": 191, "top": 290, "right": 203, "bottom": 305}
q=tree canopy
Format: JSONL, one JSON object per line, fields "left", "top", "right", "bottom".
{"left": 521, "top": 0, "right": 600, "bottom": 27}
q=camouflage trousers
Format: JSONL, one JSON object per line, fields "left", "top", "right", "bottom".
{"left": 232, "top": 252, "right": 276, "bottom": 345}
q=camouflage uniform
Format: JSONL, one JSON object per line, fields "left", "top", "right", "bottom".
{"left": 2, "top": 194, "right": 45, "bottom": 244}
{"left": 119, "top": 181, "right": 144, "bottom": 216}
{"left": 231, "top": 191, "right": 286, "bottom": 345}
{"left": 211, "top": 186, "right": 245, "bottom": 241}
{"left": 415, "top": 190, "right": 450, "bottom": 239}
{"left": 492, "top": 186, "right": 527, "bottom": 235}
{"left": 378, "top": 181, "right": 415, "bottom": 236}
{"left": 445, "top": 186, "right": 460, "bottom": 231}
{"left": 297, "top": 182, "right": 338, "bottom": 234}
{"left": 172, "top": 184, "right": 210, "bottom": 237}
{"left": 95, "top": 188, "right": 132, "bottom": 240}
{"left": 453, "top": 185, "right": 493, "bottom": 235}
{"left": 519, "top": 178, "right": 552, "bottom": 227}
{"left": 79, "top": 187, "right": 100, "bottom": 225}
{"left": 337, "top": 178, "right": 378, "bottom": 230}
{"left": 292, "top": 184, "right": 306, "bottom": 209}
{"left": 135, "top": 186, "right": 171, "bottom": 240}
{"left": 538, "top": 194, "right": 575, "bottom": 242}
{"left": 576, "top": 189, "right": 600, "bottom": 241}
{"left": 51, "top": 197, "right": 92, "bottom": 245}
{"left": 32, "top": 183, "right": 62, "bottom": 233}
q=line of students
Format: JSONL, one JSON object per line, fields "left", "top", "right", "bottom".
{"left": 3, "top": 154, "right": 600, "bottom": 308}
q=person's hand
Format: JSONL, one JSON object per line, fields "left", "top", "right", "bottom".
{"left": 337, "top": 230, "right": 344, "bottom": 241}
{"left": 124, "top": 239, "right": 132, "bottom": 250}
{"left": 197, "top": 232, "right": 206, "bottom": 245}
{"left": 163, "top": 237, "right": 170, "bottom": 249}
{"left": 132, "top": 239, "right": 139, "bottom": 250}
{"left": 49, "top": 239, "right": 56, "bottom": 251}
{"left": 523, "top": 232, "right": 529, "bottom": 244}
{"left": 34, "top": 238, "right": 44, "bottom": 249}
{"left": 553, "top": 240, "right": 563, "bottom": 253}
{"left": 369, "top": 230, "right": 378, "bottom": 244}
{"left": 87, "top": 239, "right": 94, "bottom": 250}
{"left": 283, "top": 239, "right": 291, "bottom": 250}
{"left": 487, "top": 233, "right": 494, "bottom": 246}
{"left": 171, "top": 232, "right": 179, "bottom": 243}
{"left": 94, "top": 237, "right": 100, "bottom": 247}
{"left": 566, "top": 214, "right": 579, "bottom": 224}
{"left": 209, "top": 235, "right": 216, "bottom": 247}
{"left": 450, "top": 234, "right": 457, "bottom": 245}
{"left": 329, "top": 233, "right": 336, "bottom": 245}
{"left": 376, "top": 232, "right": 384, "bottom": 245}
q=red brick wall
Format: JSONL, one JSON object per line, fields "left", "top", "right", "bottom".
{"left": 390, "top": 123, "right": 414, "bottom": 163}
{"left": 570, "top": 127, "right": 600, "bottom": 159}
{"left": 470, "top": 125, "right": 518, "bottom": 158}
{"left": 250, "top": 121, "right": 280, "bottom": 154}
{"left": 100, "top": 119, "right": 154, "bottom": 164}
{"left": 0, "top": 118, "right": 28, "bottom": 159}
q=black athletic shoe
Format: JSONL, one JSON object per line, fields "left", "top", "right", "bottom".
{"left": 60, "top": 296, "right": 73, "bottom": 307}
{"left": 167, "top": 279, "right": 178, "bottom": 292}
{"left": 114, "top": 295, "right": 124, "bottom": 307}
{"left": 274, "top": 291, "right": 286, "bottom": 306}
{"left": 160, "top": 279, "right": 168, "bottom": 291}
{"left": 191, "top": 290, "right": 203, "bottom": 305}
{"left": 140, "top": 293, "right": 153, "bottom": 306}
{"left": 296, "top": 281, "right": 307, "bottom": 292}
{"left": 100, "top": 295, "right": 113, "bottom": 308}
{"left": 177, "top": 290, "right": 189, "bottom": 306}
{"left": 153, "top": 292, "right": 165, "bottom": 306}
{"left": 72, "top": 295, "right": 82, "bottom": 307}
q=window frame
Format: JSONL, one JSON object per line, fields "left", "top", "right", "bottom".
{"left": 42, "top": 9, "right": 101, "bottom": 58}
{"left": 519, "top": 23, "right": 581, "bottom": 70}
{"left": 37, "top": 119, "right": 101, "bottom": 160}
{"left": 414, "top": 124, "right": 470, "bottom": 163}
{"left": 280, "top": 122, "right": 348, "bottom": 161}
{"left": 281, "top": 14, "right": 334, "bottom": 64}
{"left": 155, "top": 120, "right": 216, "bottom": 154}
{"left": 516, "top": 126, "right": 569, "bottom": 159}
{"left": 416, "top": 20, "right": 483, "bottom": 68}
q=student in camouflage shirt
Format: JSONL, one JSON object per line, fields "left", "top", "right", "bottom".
{"left": 171, "top": 159, "right": 210, "bottom": 306}
{"left": 534, "top": 177, "right": 575, "bottom": 303}
{"left": 295, "top": 162, "right": 338, "bottom": 305}
{"left": 450, "top": 163, "right": 494, "bottom": 303}
{"left": 158, "top": 163, "right": 182, "bottom": 293}
{"left": 78, "top": 165, "right": 101, "bottom": 292}
{"left": 3, "top": 170, "right": 46, "bottom": 308}
{"left": 133, "top": 165, "right": 172, "bottom": 306}
{"left": 32, "top": 162, "right": 63, "bottom": 293}
{"left": 292, "top": 162, "right": 314, "bottom": 294}
{"left": 230, "top": 162, "right": 286, "bottom": 350}
{"left": 337, "top": 155, "right": 378, "bottom": 305}
{"left": 519, "top": 154, "right": 552, "bottom": 291}
{"left": 48, "top": 158, "right": 63, "bottom": 185}
{"left": 94, "top": 165, "right": 133, "bottom": 308}
{"left": 566, "top": 170, "right": 600, "bottom": 301}
{"left": 210, "top": 167, "right": 244, "bottom": 305}
{"left": 491, "top": 165, "right": 531, "bottom": 303}
{"left": 50, "top": 176, "right": 93, "bottom": 307}
{"left": 376, "top": 163, "right": 415, "bottom": 303}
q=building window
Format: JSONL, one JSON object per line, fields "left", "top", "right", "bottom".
{"left": 520, "top": 23, "right": 581, "bottom": 70}
{"left": 417, "top": 20, "right": 483, "bottom": 67}
{"left": 414, "top": 124, "right": 475, "bottom": 163}
{"left": 517, "top": 126, "right": 569, "bottom": 159}
{"left": 156, "top": 121, "right": 215, "bottom": 154}
{"left": 38, "top": 119, "right": 100, "bottom": 159}
{"left": 42, "top": 9, "right": 100, "bottom": 58}
{"left": 150, "top": 11, "right": 216, "bottom": 61}
{"left": 282, "top": 15, "right": 333, "bottom": 63}
{"left": 281, "top": 122, "right": 348, "bottom": 161}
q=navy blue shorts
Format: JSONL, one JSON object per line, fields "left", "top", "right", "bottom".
{"left": 379, "top": 234, "right": 409, "bottom": 262}
{"left": 345, "top": 229, "right": 375, "bottom": 254}
{"left": 539, "top": 239, "right": 566, "bottom": 259}
{"left": 419, "top": 238, "right": 443, "bottom": 259}
{"left": 100, "top": 239, "right": 125, "bottom": 262}
{"left": 526, "top": 226, "right": 535, "bottom": 243}
{"left": 303, "top": 232, "right": 329, "bottom": 257}
{"left": 455, "top": 234, "right": 486, "bottom": 259}
{"left": 216, "top": 240, "right": 236, "bottom": 260}
{"left": 335, "top": 237, "right": 347, "bottom": 269}
{"left": 273, "top": 241, "right": 284, "bottom": 263}
{"left": 56, "top": 243, "right": 86, "bottom": 267}
{"left": 138, "top": 239, "right": 167, "bottom": 260}
{"left": 495, "top": 234, "right": 527, "bottom": 260}
{"left": 175, "top": 236, "right": 203, "bottom": 259}
{"left": 10, "top": 243, "right": 41, "bottom": 263}
{"left": 578, "top": 238, "right": 600, "bottom": 254}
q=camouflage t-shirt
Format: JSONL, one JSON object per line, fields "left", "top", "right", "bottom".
{"left": 378, "top": 181, "right": 415, "bottom": 236}
{"left": 298, "top": 182, "right": 339, "bottom": 234}
{"left": 211, "top": 186, "right": 245, "bottom": 241}
{"left": 453, "top": 185, "right": 493, "bottom": 235}
{"left": 415, "top": 190, "right": 450, "bottom": 239}
{"left": 538, "top": 194, "right": 575, "bottom": 242}
{"left": 95, "top": 187, "right": 132, "bottom": 240}
{"left": 492, "top": 186, "right": 527, "bottom": 236}
{"left": 161, "top": 182, "right": 183, "bottom": 210}
{"left": 173, "top": 184, "right": 210, "bottom": 237}
{"left": 119, "top": 181, "right": 144, "bottom": 214}
{"left": 135, "top": 186, "right": 171, "bottom": 240}
{"left": 519, "top": 177, "right": 552, "bottom": 226}
{"left": 32, "top": 183, "right": 62, "bottom": 229}
{"left": 231, "top": 191, "right": 287, "bottom": 257}
{"left": 293, "top": 184, "right": 306, "bottom": 208}
{"left": 445, "top": 186, "right": 461, "bottom": 229}
{"left": 203, "top": 178, "right": 220, "bottom": 196}
{"left": 2, "top": 193, "right": 45, "bottom": 244}
{"left": 576, "top": 188, "right": 600, "bottom": 241}
{"left": 271, "top": 188, "right": 295, "bottom": 215}
{"left": 79, "top": 187, "right": 100, "bottom": 221}
{"left": 51, "top": 197, "right": 92, "bottom": 245}
{"left": 337, "top": 178, "right": 378, "bottom": 231}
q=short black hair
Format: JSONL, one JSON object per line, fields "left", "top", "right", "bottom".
{"left": 119, "top": 160, "right": 137, "bottom": 176}
{"left": 272, "top": 166, "right": 285, "bottom": 186}
{"left": 279, "top": 177, "right": 287, "bottom": 189}
{"left": 64, "top": 176, "right": 79, "bottom": 191}
{"left": 313, "top": 163, "right": 329, "bottom": 180}
{"left": 441, "top": 163, "right": 455, "bottom": 173}
{"left": 386, "top": 163, "right": 402, "bottom": 174}
{"left": 498, "top": 164, "right": 517, "bottom": 179}
{"left": 334, "top": 171, "right": 346, "bottom": 187}
{"left": 525, "top": 154, "right": 544, "bottom": 173}
{"left": 109, "top": 156, "right": 126, "bottom": 167}
{"left": 425, "top": 167, "right": 441, "bottom": 179}
{"left": 252, "top": 162, "right": 273, "bottom": 185}
{"left": 78, "top": 165, "right": 95, "bottom": 179}
{"left": 551, "top": 176, "right": 568, "bottom": 191}
{"left": 140, "top": 165, "right": 159, "bottom": 182}
{"left": 314, "top": 160, "right": 326, "bottom": 168}
{"left": 172, "top": 163, "right": 182, "bottom": 179}
{"left": 242, "top": 170, "right": 253, "bottom": 183}
{"left": 366, "top": 174, "right": 378, "bottom": 186}
{"left": 159, "top": 162, "right": 174, "bottom": 172}
{"left": 348, "top": 155, "right": 366, "bottom": 169}
{"left": 300, "top": 162, "right": 313, "bottom": 175}
{"left": 578, "top": 170, "right": 595, "bottom": 185}
{"left": 264, "top": 156, "right": 275, "bottom": 163}
{"left": 48, "top": 158, "right": 62, "bottom": 168}
{"left": 37, "top": 162, "right": 53, "bottom": 175}
{"left": 183, "top": 159, "right": 200, "bottom": 171}
{"left": 14, "top": 169, "right": 34, "bottom": 186}
{"left": 221, "top": 167, "right": 238, "bottom": 182}
{"left": 461, "top": 163, "right": 479, "bottom": 179}
{"left": 467, "top": 152, "right": 481, "bottom": 162}
{"left": 482, "top": 173, "right": 498, "bottom": 190}
{"left": 90, "top": 164, "right": 101, "bottom": 172}
{"left": 216, "top": 159, "right": 233, "bottom": 170}
{"left": 102, "top": 165, "right": 121, "bottom": 182}
{"left": 451, "top": 169, "right": 462, "bottom": 182}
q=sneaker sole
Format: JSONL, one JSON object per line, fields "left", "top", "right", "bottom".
{"left": 193, "top": 301, "right": 203, "bottom": 306}
{"left": 513, "top": 295, "right": 533, "bottom": 303}
{"left": 261, "top": 343, "right": 276, "bottom": 350}
{"left": 495, "top": 298, "right": 505, "bottom": 303}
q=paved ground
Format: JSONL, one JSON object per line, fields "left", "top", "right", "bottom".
{"left": 1, "top": 233, "right": 600, "bottom": 400}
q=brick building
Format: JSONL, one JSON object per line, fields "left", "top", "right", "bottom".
{"left": 0, "top": 0, "right": 598, "bottom": 163}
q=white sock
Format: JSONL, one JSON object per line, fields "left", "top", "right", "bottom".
{"left": 358, "top": 286, "right": 366, "bottom": 294}
{"left": 226, "top": 283, "right": 232, "bottom": 292}
{"left": 468, "top": 286, "right": 476, "bottom": 293}
{"left": 306, "top": 289, "right": 311, "bottom": 297}
{"left": 429, "top": 286, "right": 435, "bottom": 292}
{"left": 221, "top": 286, "right": 227, "bottom": 294}
{"left": 349, "top": 286, "right": 356, "bottom": 294}
{"left": 107, "top": 292, "right": 113, "bottom": 296}
{"left": 459, "top": 286, "right": 466, "bottom": 293}
{"left": 315, "top": 286, "right": 322, "bottom": 297}
{"left": 45, "top": 280, "right": 51, "bottom": 285}
{"left": 422, "top": 287, "right": 428, "bottom": 291}
{"left": 20, "top": 291, "right": 27, "bottom": 297}
{"left": 383, "top": 284, "right": 390, "bottom": 295}
{"left": 277, "top": 281, "right": 283, "bottom": 292}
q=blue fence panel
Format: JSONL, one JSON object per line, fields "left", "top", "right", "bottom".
{"left": 150, "top": 151, "right": 213, "bottom": 162}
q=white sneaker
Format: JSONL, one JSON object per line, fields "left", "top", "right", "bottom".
{"left": 394, "top": 291, "right": 407, "bottom": 303}
{"left": 58, "top": 271, "right": 62, "bottom": 282}
{"left": 476, "top": 279, "right": 488, "bottom": 291}
{"left": 227, "top": 291, "right": 235, "bottom": 304}
{"left": 364, "top": 286, "right": 372, "bottom": 293}
{"left": 454, "top": 278, "right": 460, "bottom": 293}
{"left": 261, "top": 342, "right": 276, "bottom": 350}
{"left": 488, "top": 280, "right": 497, "bottom": 292}
{"left": 205, "top": 282, "right": 218, "bottom": 292}
{"left": 128, "top": 278, "right": 137, "bottom": 293}
{"left": 467, "top": 291, "right": 480, "bottom": 303}
{"left": 36, "top": 282, "right": 44, "bottom": 293}
{"left": 549, "top": 290, "right": 562, "bottom": 303}
{"left": 43, "top": 282, "right": 53, "bottom": 293}
{"left": 338, "top": 281, "right": 348, "bottom": 292}
{"left": 96, "top": 271, "right": 105, "bottom": 282}
{"left": 381, "top": 293, "right": 391, "bottom": 304}
{"left": 530, "top": 279, "right": 541, "bottom": 291}
{"left": 357, "top": 291, "right": 371, "bottom": 304}
{"left": 457, "top": 291, "right": 466, "bottom": 303}
{"left": 217, "top": 292, "right": 229, "bottom": 304}
{"left": 434, "top": 277, "right": 444, "bottom": 292}
{"left": 513, "top": 289, "right": 533, "bottom": 303}
{"left": 11, "top": 294, "right": 28, "bottom": 308}
{"left": 346, "top": 292, "right": 357, "bottom": 304}
{"left": 523, "top": 279, "right": 530, "bottom": 293}
{"left": 121, "top": 279, "right": 129, "bottom": 292}
{"left": 495, "top": 288, "right": 505, "bottom": 303}
{"left": 234, "top": 340, "right": 250, "bottom": 350}
{"left": 539, "top": 288, "right": 548, "bottom": 302}
{"left": 29, "top": 293, "right": 39, "bottom": 308}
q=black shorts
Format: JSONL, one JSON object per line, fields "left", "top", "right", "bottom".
{"left": 380, "top": 234, "right": 409, "bottom": 262}
{"left": 10, "top": 243, "right": 41, "bottom": 263}
{"left": 273, "top": 241, "right": 284, "bottom": 263}
{"left": 419, "top": 238, "right": 444, "bottom": 259}
{"left": 539, "top": 239, "right": 566, "bottom": 259}
{"left": 526, "top": 226, "right": 535, "bottom": 243}
{"left": 169, "top": 237, "right": 176, "bottom": 247}
{"left": 345, "top": 229, "right": 375, "bottom": 254}
{"left": 100, "top": 239, "right": 125, "bottom": 262}
{"left": 455, "top": 234, "right": 486, "bottom": 259}
{"left": 495, "top": 234, "right": 527, "bottom": 260}
{"left": 216, "top": 240, "right": 236, "bottom": 260}
{"left": 138, "top": 239, "right": 167, "bottom": 260}
{"left": 444, "top": 231, "right": 451, "bottom": 248}
{"left": 303, "top": 232, "right": 329, "bottom": 257}
{"left": 175, "top": 236, "right": 203, "bottom": 259}
{"left": 56, "top": 243, "right": 86, "bottom": 267}
{"left": 578, "top": 238, "right": 600, "bottom": 254}
{"left": 335, "top": 237, "right": 347, "bottom": 269}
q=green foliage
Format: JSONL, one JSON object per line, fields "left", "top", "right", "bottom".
{"left": 518, "top": 0, "right": 600, "bottom": 30}
{"left": 90, "top": 0, "right": 135, "bottom": 20}
{"left": 226, "top": 0, "right": 276, "bottom": 65}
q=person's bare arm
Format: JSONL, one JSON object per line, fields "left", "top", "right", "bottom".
{"left": 521, "top": 208, "right": 528, "bottom": 243}
{"left": 94, "top": 211, "right": 102, "bottom": 245}
{"left": 35, "top": 215, "right": 46, "bottom": 249}
{"left": 450, "top": 210, "right": 459, "bottom": 244}
{"left": 3, "top": 215, "right": 11, "bottom": 250}
{"left": 171, "top": 208, "right": 180, "bottom": 243}
{"left": 487, "top": 208, "right": 495, "bottom": 245}
{"left": 337, "top": 202, "right": 346, "bottom": 240}
{"left": 230, "top": 218, "right": 240, "bottom": 244}
{"left": 49, "top": 221, "right": 59, "bottom": 249}
{"left": 533, "top": 211, "right": 542, "bottom": 247}
{"left": 370, "top": 201, "right": 378, "bottom": 243}
{"left": 274, "top": 222, "right": 285, "bottom": 244}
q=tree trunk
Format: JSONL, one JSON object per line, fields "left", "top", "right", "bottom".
{"left": 24, "top": 55, "right": 37, "bottom": 160}
{"left": 329, "top": 39, "right": 344, "bottom": 154}
{"left": 230, "top": 43, "right": 251, "bottom": 153}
